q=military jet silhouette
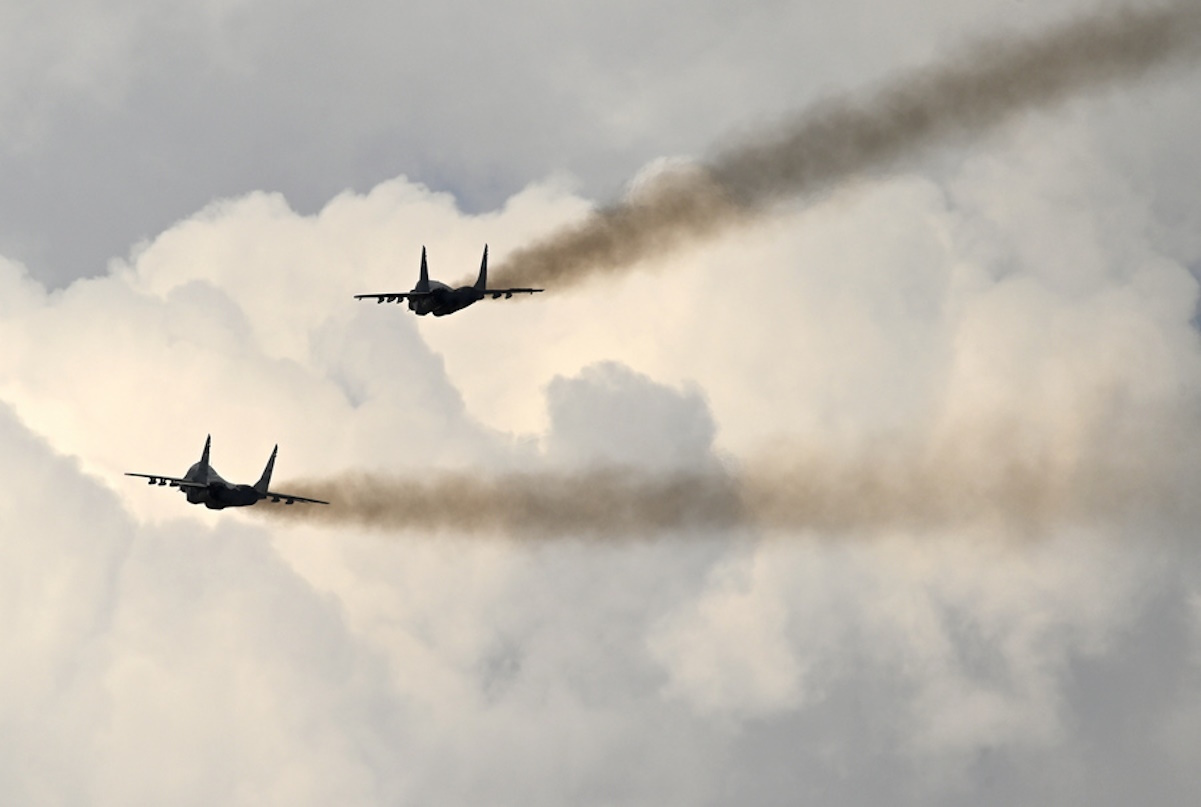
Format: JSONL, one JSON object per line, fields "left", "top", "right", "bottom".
{"left": 126, "top": 435, "right": 328, "bottom": 509}
{"left": 354, "top": 245, "right": 542, "bottom": 316}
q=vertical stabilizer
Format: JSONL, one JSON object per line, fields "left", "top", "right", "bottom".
{"left": 255, "top": 445, "right": 277, "bottom": 494}
{"left": 474, "top": 244, "right": 489, "bottom": 290}
{"left": 416, "top": 246, "right": 430, "bottom": 292}
{"left": 199, "top": 435, "right": 212, "bottom": 476}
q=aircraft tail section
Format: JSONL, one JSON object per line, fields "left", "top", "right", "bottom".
{"left": 198, "top": 434, "right": 212, "bottom": 477}
{"left": 416, "top": 246, "right": 430, "bottom": 292}
{"left": 474, "top": 244, "right": 488, "bottom": 291}
{"left": 254, "top": 445, "right": 277, "bottom": 495}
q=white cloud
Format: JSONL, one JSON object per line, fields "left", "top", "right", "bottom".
{"left": 0, "top": 403, "right": 410, "bottom": 805}
{"left": 543, "top": 362, "right": 718, "bottom": 469}
{"left": 1, "top": 35, "right": 1200, "bottom": 800}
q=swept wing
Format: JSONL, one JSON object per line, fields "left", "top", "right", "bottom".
{"left": 354, "top": 291, "right": 435, "bottom": 303}
{"left": 353, "top": 289, "right": 543, "bottom": 303}
{"left": 125, "top": 472, "right": 207, "bottom": 489}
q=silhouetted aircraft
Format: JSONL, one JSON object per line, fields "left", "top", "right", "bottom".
{"left": 354, "top": 245, "right": 542, "bottom": 316}
{"left": 126, "top": 435, "right": 328, "bottom": 509}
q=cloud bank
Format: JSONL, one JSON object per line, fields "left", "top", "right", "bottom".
{"left": 0, "top": 5, "right": 1200, "bottom": 803}
{"left": 2, "top": 156, "right": 1200, "bottom": 803}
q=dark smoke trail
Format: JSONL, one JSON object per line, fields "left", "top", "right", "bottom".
{"left": 258, "top": 427, "right": 1196, "bottom": 538}
{"left": 490, "top": 2, "right": 1201, "bottom": 290}
{"left": 261, "top": 468, "right": 745, "bottom": 538}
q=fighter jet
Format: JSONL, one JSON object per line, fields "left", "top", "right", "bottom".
{"left": 126, "top": 435, "right": 328, "bottom": 509}
{"left": 354, "top": 245, "right": 542, "bottom": 316}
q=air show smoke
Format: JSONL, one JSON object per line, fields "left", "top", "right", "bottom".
{"left": 260, "top": 421, "right": 1197, "bottom": 538}
{"left": 491, "top": 2, "right": 1201, "bottom": 290}
{"left": 261, "top": 3, "right": 1201, "bottom": 541}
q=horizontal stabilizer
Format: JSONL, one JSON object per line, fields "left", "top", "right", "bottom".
{"left": 486, "top": 288, "right": 543, "bottom": 299}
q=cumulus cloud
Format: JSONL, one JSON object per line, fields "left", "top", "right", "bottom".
{"left": 2, "top": 29, "right": 1201, "bottom": 800}
{"left": 0, "top": 403, "right": 410, "bottom": 805}
{"left": 543, "top": 362, "right": 719, "bottom": 470}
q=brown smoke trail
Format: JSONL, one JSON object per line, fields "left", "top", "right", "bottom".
{"left": 258, "top": 425, "right": 1196, "bottom": 539}
{"left": 489, "top": 2, "right": 1201, "bottom": 290}
{"left": 262, "top": 468, "right": 744, "bottom": 537}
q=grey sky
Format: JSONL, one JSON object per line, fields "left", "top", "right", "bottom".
{"left": 2, "top": 0, "right": 1108, "bottom": 287}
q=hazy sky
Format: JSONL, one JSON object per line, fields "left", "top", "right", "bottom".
{"left": 3, "top": 1, "right": 1201, "bottom": 804}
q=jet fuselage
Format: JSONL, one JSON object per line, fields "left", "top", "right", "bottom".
{"left": 181, "top": 461, "right": 265, "bottom": 509}
{"left": 408, "top": 280, "right": 485, "bottom": 317}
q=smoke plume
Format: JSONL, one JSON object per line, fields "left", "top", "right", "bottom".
{"left": 490, "top": 2, "right": 1201, "bottom": 290}
{"left": 266, "top": 4, "right": 1201, "bottom": 541}
{"left": 260, "top": 417, "right": 1198, "bottom": 539}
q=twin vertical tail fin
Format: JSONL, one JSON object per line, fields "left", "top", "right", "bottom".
{"left": 198, "top": 435, "right": 212, "bottom": 477}
{"left": 474, "top": 244, "right": 488, "bottom": 291}
{"left": 416, "top": 246, "right": 431, "bottom": 292}
{"left": 254, "top": 445, "right": 277, "bottom": 495}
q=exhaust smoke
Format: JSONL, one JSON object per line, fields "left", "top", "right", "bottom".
{"left": 259, "top": 416, "right": 1199, "bottom": 538}
{"left": 274, "top": 5, "right": 1201, "bottom": 541}
{"left": 489, "top": 2, "right": 1201, "bottom": 290}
